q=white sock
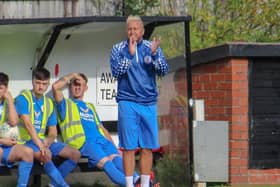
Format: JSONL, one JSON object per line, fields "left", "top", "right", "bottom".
{"left": 141, "top": 175, "right": 150, "bottom": 187}
{"left": 125, "top": 176, "right": 134, "bottom": 187}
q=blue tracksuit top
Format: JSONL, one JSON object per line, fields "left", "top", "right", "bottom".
{"left": 110, "top": 39, "right": 168, "bottom": 104}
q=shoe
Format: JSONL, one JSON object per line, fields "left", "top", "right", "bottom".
{"left": 149, "top": 181, "right": 160, "bottom": 187}
{"left": 149, "top": 171, "right": 160, "bottom": 187}
{"left": 152, "top": 182, "right": 160, "bottom": 187}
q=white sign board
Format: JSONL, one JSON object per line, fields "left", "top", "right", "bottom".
{"left": 96, "top": 66, "right": 118, "bottom": 105}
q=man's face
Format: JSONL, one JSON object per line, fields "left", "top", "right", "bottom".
{"left": 70, "top": 78, "right": 87, "bottom": 99}
{"left": 127, "top": 20, "right": 144, "bottom": 42}
{"left": 0, "top": 84, "right": 7, "bottom": 99}
{"left": 32, "top": 79, "right": 50, "bottom": 96}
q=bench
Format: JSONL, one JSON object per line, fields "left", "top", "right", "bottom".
{"left": 0, "top": 151, "right": 163, "bottom": 186}
{"left": 0, "top": 121, "right": 164, "bottom": 186}
{"left": 0, "top": 157, "right": 101, "bottom": 186}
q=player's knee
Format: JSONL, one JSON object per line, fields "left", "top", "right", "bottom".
{"left": 66, "top": 148, "right": 80, "bottom": 162}
{"left": 123, "top": 149, "right": 135, "bottom": 156}
{"left": 25, "top": 147, "right": 34, "bottom": 156}
{"left": 71, "top": 149, "right": 81, "bottom": 162}
{"left": 21, "top": 147, "right": 34, "bottom": 162}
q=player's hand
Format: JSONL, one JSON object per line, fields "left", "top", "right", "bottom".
{"left": 70, "top": 73, "right": 83, "bottom": 85}
{"left": 3, "top": 91, "right": 13, "bottom": 102}
{"left": 39, "top": 146, "right": 51, "bottom": 163}
{"left": 129, "top": 36, "right": 137, "bottom": 55}
{"left": 38, "top": 142, "right": 48, "bottom": 156}
{"left": 2, "top": 138, "right": 17, "bottom": 146}
{"left": 151, "top": 36, "right": 161, "bottom": 55}
{"left": 43, "top": 138, "right": 52, "bottom": 148}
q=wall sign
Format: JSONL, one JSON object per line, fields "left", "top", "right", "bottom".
{"left": 96, "top": 66, "right": 117, "bottom": 105}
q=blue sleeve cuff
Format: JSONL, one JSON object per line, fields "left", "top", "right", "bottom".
{"left": 126, "top": 53, "right": 134, "bottom": 60}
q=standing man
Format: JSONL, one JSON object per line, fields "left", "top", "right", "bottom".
{"left": 0, "top": 72, "right": 34, "bottom": 187}
{"left": 15, "top": 68, "right": 80, "bottom": 187}
{"left": 52, "top": 72, "right": 139, "bottom": 187}
{"left": 109, "top": 15, "right": 168, "bottom": 187}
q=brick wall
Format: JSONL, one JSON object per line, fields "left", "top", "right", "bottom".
{"left": 192, "top": 58, "right": 280, "bottom": 185}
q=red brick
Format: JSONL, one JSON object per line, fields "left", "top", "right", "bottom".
{"left": 230, "top": 175, "right": 248, "bottom": 183}
{"left": 249, "top": 175, "right": 266, "bottom": 183}
{"left": 232, "top": 97, "right": 249, "bottom": 107}
{"left": 265, "top": 175, "right": 278, "bottom": 183}
{"left": 205, "top": 99, "right": 219, "bottom": 106}
{"left": 231, "top": 65, "right": 246, "bottom": 73}
{"left": 276, "top": 175, "right": 280, "bottom": 182}
{"left": 224, "top": 107, "right": 232, "bottom": 115}
{"left": 216, "top": 115, "right": 231, "bottom": 121}
{"left": 232, "top": 90, "right": 248, "bottom": 98}
{"left": 229, "top": 150, "right": 241, "bottom": 158}
{"left": 232, "top": 81, "right": 248, "bottom": 89}
{"left": 262, "top": 169, "right": 279, "bottom": 175}
{"left": 204, "top": 82, "right": 218, "bottom": 90}
{"left": 224, "top": 74, "right": 232, "bottom": 81}
{"left": 230, "top": 168, "right": 240, "bottom": 175}
{"left": 218, "top": 99, "right": 232, "bottom": 106}
{"left": 210, "top": 74, "right": 226, "bottom": 81}
{"left": 239, "top": 167, "right": 248, "bottom": 175}
{"left": 231, "top": 119, "right": 248, "bottom": 125}
{"left": 199, "top": 74, "right": 211, "bottom": 82}
{"left": 232, "top": 106, "right": 248, "bottom": 115}
{"left": 203, "top": 65, "right": 218, "bottom": 73}
{"left": 216, "top": 63, "right": 232, "bottom": 73}
{"left": 230, "top": 58, "right": 248, "bottom": 65}
{"left": 230, "top": 141, "right": 248, "bottom": 150}
{"left": 230, "top": 158, "right": 248, "bottom": 167}
{"left": 231, "top": 115, "right": 248, "bottom": 123}
{"left": 249, "top": 169, "right": 262, "bottom": 175}
{"left": 230, "top": 131, "right": 248, "bottom": 140}
{"left": 207, "top": 107, "right": 225, "bottom": 114}
{"left": 232, "top": 72, "right": 248, "bottom": 81}
{"left": 217, "top": 82, "right": 232, "bottom": 90}
{"left": 240, "top": 150, "right": 248, "bottom": 158}
{"left": 192, "top": 83, "right": 204, "bottom": 90}
{"left": 229, "top": 167, "right": 249, "bottom": 176}
{"left": 231, "top": 125, "right": 248, "bottom": 131}
{"left": 191, "top": 75, "right": 201, "bottom": 82}
{"left": 206, "top": 115, "right": 229, "bottom": 121}
{"left": 193, "top": 91, "right": 211, "bottom": 98}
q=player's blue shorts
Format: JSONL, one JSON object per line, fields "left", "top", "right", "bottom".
{"left": 80, "top": 137, "right": 119, "bottom": 167}
{"left": 0, "top": 145, "right": 14, "bottom": 168}
{"left": 25, "top": 139, "right": 66, "bottom": 156}
{"left": 118, "top": 100, "right": 160, "bottom": 150}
